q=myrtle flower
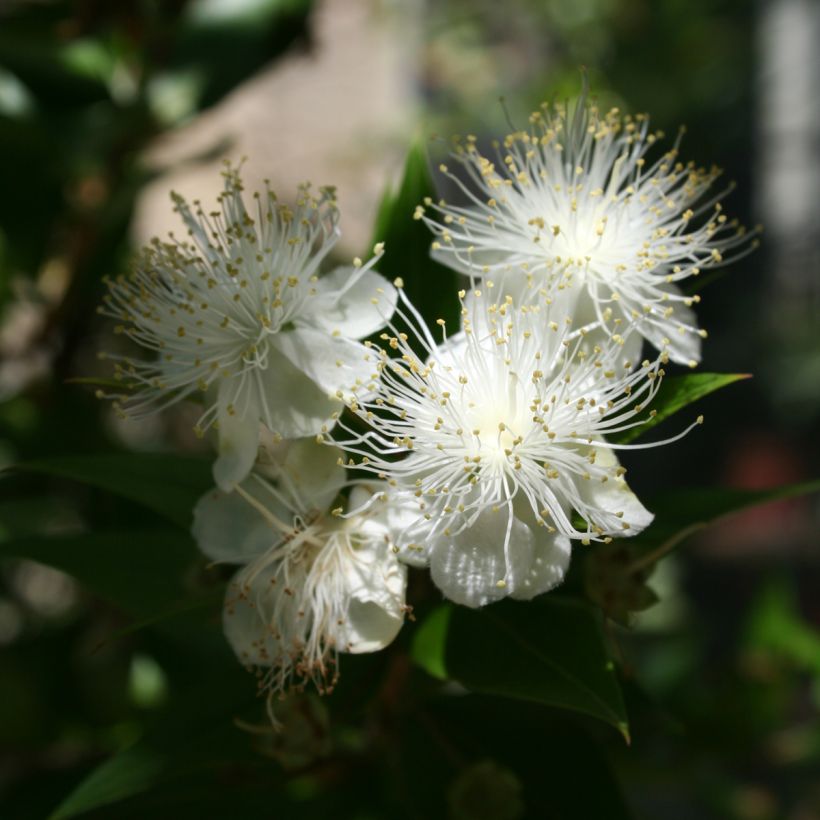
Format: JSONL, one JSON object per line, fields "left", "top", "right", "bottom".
{"left": 333, "top": 287, "right": 699, "bottom": 608}
{"left": 419, "top": 92, "right": 758, "bottom": 366}
{"left": 192, "top": 438, "right": 407, "bottom": 711}
{"left": 99, "top": 164, "right": 395, "bottom": 489}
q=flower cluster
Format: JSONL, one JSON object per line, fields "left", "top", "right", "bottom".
{"left": 97, "top": 90, "right": 753, "bottom": 706}
{"left": 193, "top": 437, "right": 406, "bottom": 717}
{"left": 99, "top": 164, "right": 403, "bottom": 703}
{"left": 99, "top": 164, "right": 395, "bottom": 490}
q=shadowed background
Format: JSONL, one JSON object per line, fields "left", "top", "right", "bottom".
{"left": 0, "top": 1, "right": 818, "bottom": 818}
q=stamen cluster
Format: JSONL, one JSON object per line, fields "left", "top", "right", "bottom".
{"left": 417, "top": 93, "right": 758, "bottom": 365}
{"left": 333, "top": 285, "right": 698, "bottom": 607}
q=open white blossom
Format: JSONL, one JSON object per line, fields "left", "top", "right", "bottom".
{"left": 333, "top": 287, "right": 700, "bottom": 608}
{"left": 192, "top": 438, "right": 407, "bottom": 710}
{"left": 100, "top": 164, "right": 395, "bottom": 489}
{"left": 419, "top": 92, "right": 758, "bottom": 366}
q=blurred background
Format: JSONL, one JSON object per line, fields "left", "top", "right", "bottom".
{"left": 0, "top": 0, "right": 818, "bottom": 818}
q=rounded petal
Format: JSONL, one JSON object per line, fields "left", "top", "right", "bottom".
{"left": 301, "top": 266, "right": 397, "bottom": 339}
{"left": 508, "top": 530, "right": 571, "bottom": 601}
{"left": 428, "top": 505, "right": 571, "bottom": 607}
{"left": 428, "top": 507, "right": 532, "bottom": 608}
{"left": 222, "top": 567, "right": 284, "bottom": 667}
{"left": 337, "top": 542, "right": 407, "bottom": 654}
{"left": 271, "top": 326, "right": 379, "bottom": 401}
{"left": 257, "top": 344, "right": 342, "bottom": 438}
{"left": 367, "top": 485, "right": 433, "bottom": 568}
{"left": 213, "top": 376, "right": 261, "bottom": 491}
{"left": 578, "top": 448, "right": 654, "bottom": 536}
{"left": 343, "top": 597, "right": 405, "bottom": 653}
{"left": 192, "top": 480, "right": 283, "bottom": 564}
{"left": 257, "top": 437, "right": 346, "bottom": 515}
{"left": 333, "top": 490, "right": 408, "bottom": 653}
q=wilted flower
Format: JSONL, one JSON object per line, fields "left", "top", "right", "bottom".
{"left": 419, "top": 90, "right": 758, "bottom": 366}
{"left": 192, "top": 438, "right": 407, "bottom": 711}
{"left": 333, "top": 287, "right": 699, "bottom": 608}
{"left": 99, "top": 164, "right": 395, "bottom": 489}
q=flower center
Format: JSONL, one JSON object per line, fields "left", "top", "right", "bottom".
{"left": 468, "top": 404, "right": 527, "bottom": 464}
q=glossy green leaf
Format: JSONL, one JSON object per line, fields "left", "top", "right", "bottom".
{"left": 423, "top": 698, "right": 636, "bottom": 820}
{"left": 371, "top": 142, "right": 460, "bottom": 330}
{"left": 49, "top": 681, "right": 262, "bottom": 820}
{"left": 411, "top": 604, "right": 451, "bottom": 681}
{"left": 9, "top": 453, "right": 212, "bottom": 530}
{"left": 612, "top": 479, "right": 820, "bottom": 580}
{"left": 413, "top": 597, "right": 628, "bottom": 740}
{"left": 579, "top": 479, "right": 820, "bottom": 621}
{"left": 649, "top": 479, "right": 820, "bottom": 536}
{"left": 51, "top": 746, "right": 165, "bottom": 820}
{"left": 614, "top": 372, "right": 750, "bottom": 444}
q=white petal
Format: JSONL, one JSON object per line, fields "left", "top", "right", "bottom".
{"left": 213, "top": 377, "right": 261, "bottom": 491}
{"left": 508, "top": 529, "right": 571, "bottom": 601}
{"left": 428, "top": 504, "right": 572, "bottom": 608}
{"left": 620, "top": 326, "right": 645, "bottom": 370}
{"left": 300, "top": 266, "right": 397, "bottom": 339}
{"left": 428, "top": 507, "right": 532, "bottom": 608}
{"left": 342, "top": 597, "right": 404, "bottom": 653}
{"left": 578, "top": 448, "right": 654, "bottom": 536}
{"left": 192, "top": 480, "right": 283, "bottom": 564}
{"left": 375, "top": 485, "right": 434, "bottom": 568}
{"left": 222, "top": 566, "right": 284, "bottom": 668}
{"left": 271, "top": 326, "right": 378, "bottom": 401}
{"left": 256, "top": 344, "right": 342, "bottom": 438}
{"left": 336, "top": 538, "right": 407, "bottom": 654}
{"left": 256, "top": 437, "right": 346, "bottom": 515}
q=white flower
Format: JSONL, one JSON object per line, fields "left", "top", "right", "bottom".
{"left": 192, "top": 438, "right": 407, "bottom": 707}
{"left": 419, "top": 92, "right": 758, "bottom": 366}
{"left": 334, "top": 288, "right": 699, "bottom": 608}
{"left": 99, "top": 164, "right": 395, "bottom": 489}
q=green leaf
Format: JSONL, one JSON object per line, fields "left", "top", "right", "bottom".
{"left": 371, "top": 142, "right": 460, "bottom": 330}
{"left": 413, "top": 597, "right": 628, "bottom": 740}
{"left": 424, "top": 699, "right": 636, "bottom": 820}
{"left": 49, "top": 681, "right": 262, "bottom": 820}
{"left": 51, "top": 745, "right": 165, "bottom": 820}
{"left": 614, "top": 372, "right": 750, "bottom": 444}
{"left": 650, "top": 479, "right": 820, "bottom": 536}
{"left": 615, "top": 479, "right": 820, "bottom": 577}
{"left": 0, "top": 496, "right": 77, "bottom": 540}
{"left": 0, "top": 531, "right": 199, "bottom": 618}
{"left": 8, "top": 453, "right": 212, "bottom": 530}
{"left": 411, "top": 604, "right": 451, "bottom": 681}
{"left": 745, "top": 579, "right": 820, "bottom": 675}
